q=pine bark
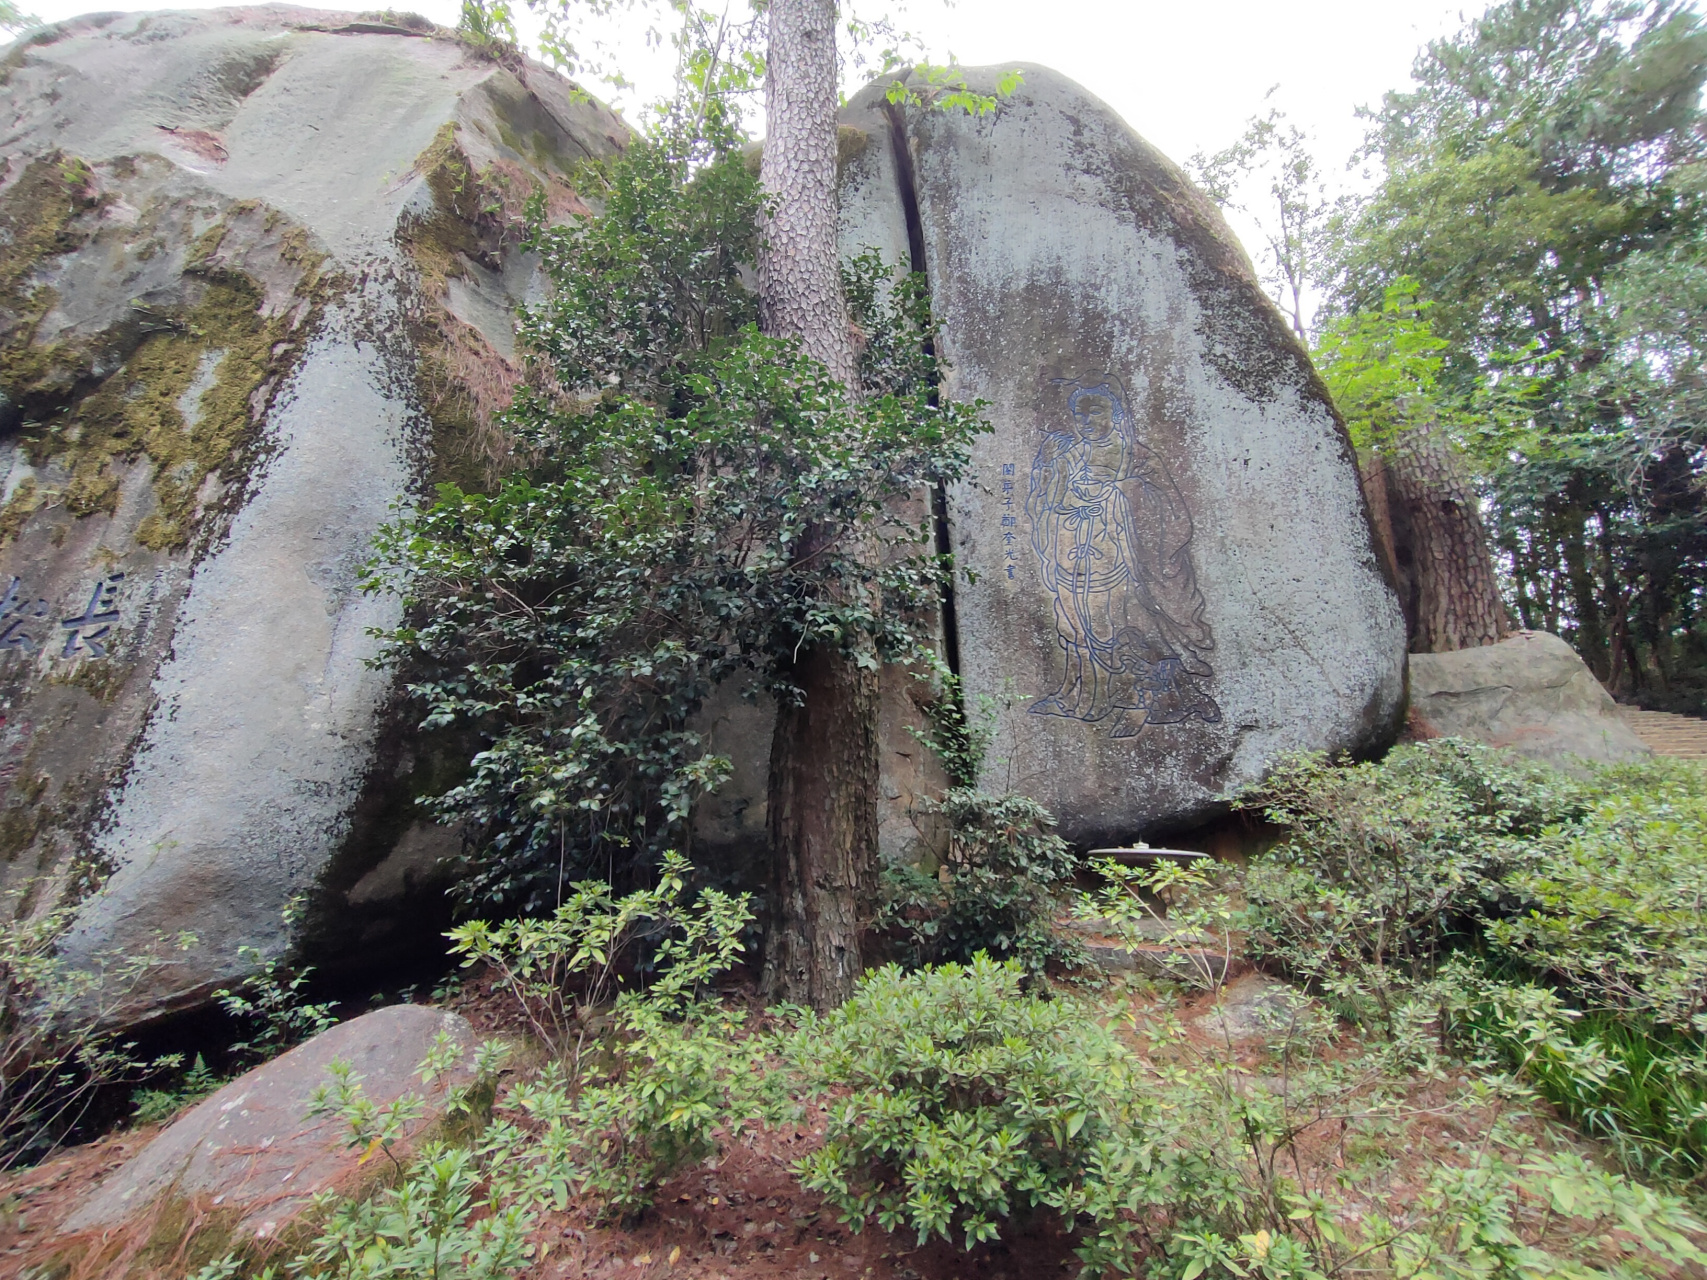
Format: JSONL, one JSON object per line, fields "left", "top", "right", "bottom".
{"left": 1365, "top": 426, "right": 1512, "bottom": 653}
{"left": 757, "top": 0, "right": 857, "bottom": 386}
{"left": 757, "top": 0, "right": 877, "bottom": 1010}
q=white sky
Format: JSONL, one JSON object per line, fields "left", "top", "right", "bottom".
{"left": 20, "top": 0, "right": 1481, "bottom": 315}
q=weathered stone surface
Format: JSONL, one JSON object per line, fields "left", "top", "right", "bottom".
{"left": 1409, "top": 629, "right": 1650, "bottom": 767}
{"left": 1193, "top": 973, "right": 1307, "bottom": 1043}
{"left": 59, "top": 1004, "right": 475, "bottom": 1238}
{"left": 856, "top": 66, "right": 1406, "bottom": 844}
{"left": 0, "top": 7, "right": 624, "bottom": 1012}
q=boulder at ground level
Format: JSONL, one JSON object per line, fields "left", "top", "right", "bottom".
{"left": 1408, "top": 630, "right": 1650, "bottom": 768}
{"left": 59, "top": 1005, "right": 475, "bottom": 1240}
{"left": 861, "top": 66, "right": 1407, "bottom": 845}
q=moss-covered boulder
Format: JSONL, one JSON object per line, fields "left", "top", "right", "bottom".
{"left": 0, "top": 6, "right": 623, "bottom": 1017}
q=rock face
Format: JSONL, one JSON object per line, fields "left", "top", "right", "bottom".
{"left": 1409, "top": 630, "right": 1650, "bottom": 768}
{"left": 2, "top": 20, "right": 1406, "bottom": 1019}
{"left": 838, "top": 68, "right": 1406, "bottom": 845}
{"left": 59, "top": 1004, "right": 476, "bottom": 1238}
{"left": 0, "top": 7, "right": 623, "bottom": 1010}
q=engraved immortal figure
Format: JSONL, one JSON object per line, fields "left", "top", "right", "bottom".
{"left": 1026, "top": 376, "right": 1219, "bottom": 737}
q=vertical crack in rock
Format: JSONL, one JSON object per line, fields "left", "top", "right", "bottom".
{"left": 880, "top": 100, "right": 961, "bottom": 682}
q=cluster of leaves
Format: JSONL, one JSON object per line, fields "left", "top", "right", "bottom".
{"left": 791, "top": 955, "right": 1707, "bottom": 1279}
{"left": 1240, "top": 740, "right": 1707, "bottom": 1186}
{"left": 367, "top": 124, "right": 982, "bottom": 912}
{"left": 874, "top": 788, "right": 1082, "bottom": 976}
{"left": 0, "top": 900, "right": 197, "bottom": 1170}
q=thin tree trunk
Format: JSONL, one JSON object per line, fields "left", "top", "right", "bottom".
{"left": 757, "top": 0, "right": 877, "bottom": 1010}
{"left": 1384, "top": 425, "right": 1511, "bottom": 653}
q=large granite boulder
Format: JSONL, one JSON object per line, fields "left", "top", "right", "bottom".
{"left": 834, "top": 68, "right": 1406, "bottom": 845}
{"left": 59, "top": 1004, "right": 476, "bottom": 1239}
{"left": 1409, "top": 630, "right": 1650, "bottom": 768}
{"left": 0, "top": 7, "right": 624, "bottom": 1012}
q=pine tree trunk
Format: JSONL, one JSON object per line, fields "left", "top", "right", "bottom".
{"left": 1381, "top": 426, "right": 1511, "bottom": 653}
{"left": 757, "top": 0, "right": 877, "bottom": 1010}
{"left": 757, "top": 0, "right": 856, "bottom": 386}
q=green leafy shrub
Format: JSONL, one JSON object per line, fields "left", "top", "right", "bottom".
{"left": 793, "top": 955, "right": 1139, "bottom": 1251}
{"left": 1487, "top": 759, "right": 1707, "bottom": 1032}
{"left": 874, "top": 789, "right": 1082, "bottom": 974}
{"left": 445, "top": 852, "right": 764, "bottom": 1217}
{"left": 790, "top": 955, "right": 1707, "bottom": 1278}
{"left": 1240, "top": 740, "right": 1587, "bottom": 1024}
{"left": 505, "top": 999, "right": 769, "bottom": 1220}
{"left": 446, "top": 849, "right": 752, "bottom": 1061}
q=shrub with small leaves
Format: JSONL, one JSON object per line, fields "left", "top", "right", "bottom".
{"left": 874, "top": 789, "right": 1082, "bottom": 975}
{"left": 793, "top": 955, "right": 1139, "bottom": 1251}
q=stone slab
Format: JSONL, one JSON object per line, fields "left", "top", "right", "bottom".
{"left": 1409, "top": 629, "right": 1651, "bottom": 768}
{"left": 60, "top": 1004, "right": 476, "bottom": 1238}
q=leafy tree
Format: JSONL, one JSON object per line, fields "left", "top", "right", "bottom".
{"left": 366, "top": 103, "right": 983, "bottom": 920}
{"left": 1313, "top": 279, "right": 1513, "bottom": 651}
{"left": 1327, "top": 0, "right": 1707, "bottom": 694}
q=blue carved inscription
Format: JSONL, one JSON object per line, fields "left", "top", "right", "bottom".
{"left": 1024, "top": 375, "right": 1220, "bottom": 738}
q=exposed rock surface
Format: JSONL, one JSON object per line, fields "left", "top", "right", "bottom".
{"left": 0, "top": 7, "right": 624, "bottom": 1012}
{"left": 845, "top": 66, "right": 1406, "bottom": 845}
{"left": 59, "top": 1004, "right": 475, "bottom": 1238}
{"left": 1409, "top": 629, "right": 1651, "bottom": 767}
{"left": 1193, "top": 973, "right": 1306, "bottom": 1043}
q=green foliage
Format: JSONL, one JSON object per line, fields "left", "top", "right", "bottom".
{"left": 1325, "top": 0, "right": 1707, "bottom": 703}
{"left": 790, "top": 955, "right": 1707, "bottom": 1277}
{"left": 1188, "top": 97, "right": 1335, "bottom": 338}
{"left": 792, "top": 956, "right": 1140, "bottom": 1252}
{"left": 0, "top": 900, "right": 197, "bottom": 1170}
{"left": 874, "top": 788, "right": 1081, "bottom": 975}
{"left": 504, "top": 999, "right": 768, "bottom": 1219}
{"left": 1240, "top": 740, "right": 1586, "bottom": 1024}
{"left": 1079, "top": 856, "right": 1243, "bottom": 993}
{"left": 1487, "top": 758, "right": 1707, "bottom": 1031}
{"left": 882, "top": 63, "right": 1024, "bottom": 117}
{"left": 214, "top": 900, "right": 338, "bottom": 1066}
{"left": 455, "top": 0, "right": 517, "bottom": 49}
{"left": 131, "top": 1054, "right": 219, "bottom": 1126}
{"left": 1241, "top": 742, "right": 1707, "bottom": 1190}
{"left": 1312, "top": 277, "right": 1465, "bottom": 453}
{"left": 368, "top": 118, "right": 983, "bottom": 909}
{"left": 445, "top": 849, "right": 752, "bottom": 1060}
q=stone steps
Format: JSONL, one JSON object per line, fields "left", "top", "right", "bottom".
{"left": 1622, "top": 708, "right": 1707, "bottom": 759}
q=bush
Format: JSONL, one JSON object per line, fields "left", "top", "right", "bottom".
{"left": 790, "top": 955, "right": 1707, "bottom": 1278}
{"left": 0, "top": 901, "right": 197, "bottom": 1169}
{"left": 1242, "top": 744, "right": 1707, "bottom": 1190}
{"left": 1240, "top": 740, "right": 1587, "bottom": 1024}
{"left": 874, "top": 789, "right": 1082, "bottom": 975}
{"left": 446, "top": 849, "right": 752, "bottom": 1061}
{"left": 1487, "top": 759, "right": 1707, "bottom": 1032}
{"left": 792, "top": 955, "right": 1139, "bottom": 1251}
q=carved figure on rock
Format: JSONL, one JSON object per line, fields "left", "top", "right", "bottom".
{"left": 1026, "top": 376, "right": 1219, "bottom": 737}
